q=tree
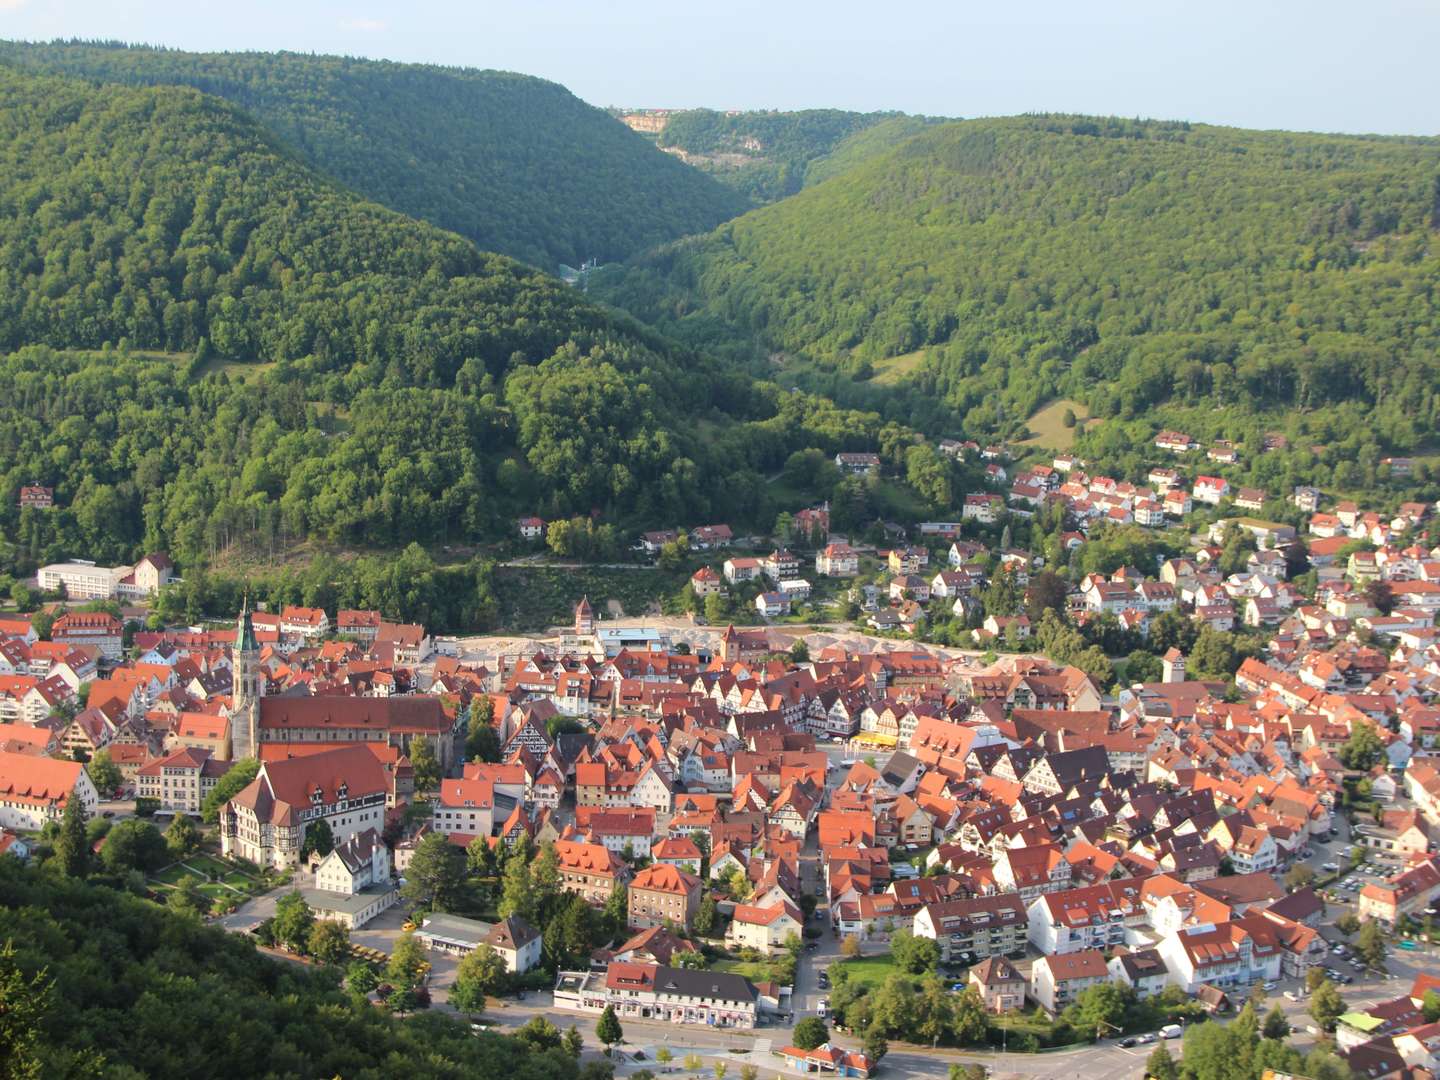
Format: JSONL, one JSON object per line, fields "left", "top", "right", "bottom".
{"left": 409, "top": 737, "right": 440, "bottom": 792}
{"left": 564, "top": 1025, "right": 585, "bottom": 1060}
{"left": 950, "top": 986, "right": 988, "bottom": 1046}
{"left": 201, "top": 759, "right": 259, "bottom": 823}
{"left": 54, "top": 795, "right": 90, "bottom": 878}
{"left": 1309, "top": 978, "right": 1345, "bottom": 1030}
{"left": 1284, "top": 863, "right": 1315, "bottom": 892}
{"left": 655, "top": 1047, "right": 673, "bottom": 1068}
{"left": 301, "top": 818, "right": 335, "bottom": 860}
{"left": 890, "top": 929, "right": 939, "bottom": 974}
{"left": 1355, "top": 920, "right": 1387, "bottom": 969}
{"left": 862, "top": 1031, "right": 888, "bottom": 1062}
{"left": 0, "top": 941, "right": 52, "bottom": 1080}
{"left": 840, "top": 934, "right": 861, "bottom": 958}
{"left": 1263, "top": 1004, "right": 1291, "bottom": 1040}
{"left": 400, "top": 832, "right": 464, "bottom": 912}
{"left": 84, "top": 749, "right": 122, "bottom": 796}
{"left": 516, "top": 1016, "right": 564, "bottom": 1052}
{"left": 682, "top": 1055, "right": 702, "bottom": 1072}
{"left": 693, "top": 892, "right": 718, "bottom": 937}
{"left": 1025, "top": 570, "right": 1070, "bottom": 623}
{"left": 99, "top": 818, "right": 168, "bottom": 874}
{"left": 498, "top": 848, "right": 537, "bottom": 921}
{"left": 346, "top": 961, "right": 379, "bottom": 995}
{"left": 1421, "top": 989, "right": 1440, "bottom": 1024}
{"left": 466, "top": 718, "right": 501, "bottom": 764}
{"left": 1340, "top": 721, "right": 1385, "bottom": 771}
{"left": 1364, "top": 578, "right": 1395, "bottom": 615}
{"left": 450, "top": 944, "right": 507, "bottom": 1013}
{"left": 792, "top": 1016, "right": 829, "bottom": 1051}
{"left": 1305, "top": 966, "right": 1329, "bottom": 993}
{"left": 167, "top": 876, "right": 206, "bottom": 917}
{"left": 1335, "top": 912, "right": 1360, "bottom": 935}
{"left": 1145, "top": 1044, "right": 1179, "bottom": 1080}
{"left": 165, "top": 813, "right": 200, "bottom": 858}
{"left": 273, "top": 891, "right": 315, "bottom": 953}
{"left": 386, "top": 932, "right": 429, "bottom": 990}
{"left": 595, "top": 1004, "right": 623, "bottom": 1053}
{"left": 308, "top": 920, "right": 350, "bottom": 966}
{"left": 713, "top": 1064, "right": 727, "bottom": 1080}
{"left": 1067, "top": 981, "right": 1128, "bottom": 1039}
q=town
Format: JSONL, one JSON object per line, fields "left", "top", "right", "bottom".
{"left": 3, "top": 441, "right": 1440, "bottom": 1080}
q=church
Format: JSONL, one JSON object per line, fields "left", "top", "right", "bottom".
{"left": 229, "top": 603, "right": 461, "bottom": 771}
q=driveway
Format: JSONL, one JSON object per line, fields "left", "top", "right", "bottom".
{"left": 214, "top": 884, "right": 286, "bottom": 933}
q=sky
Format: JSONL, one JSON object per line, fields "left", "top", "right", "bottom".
{"left": 1, "top": 0, "right": 1437, "bottom": 135}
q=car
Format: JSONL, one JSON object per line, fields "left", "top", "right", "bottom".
{"left": 1160, "top": 1025, "right": 1184, "bottom": 1040}
{"left": 1398, "top": 940, "right": 1420, "bottom": 951}
{"left": 1322, "top": 862, "right": 1339, "bottom": 872}
{"left": 1339, "top": 975, "right": 1353, "bottom": 985}
{"left": 805, "top": 941, "right": 820, "bottom": 951}
{"left": 1284, "top": 990, "right": 1300, "bottom": 1001}
{"left": 1262, "top": 981, "right": 1278, "bottom": 992}
{"left": 1331, "top": 945, "right": 1345, "bottom": 954}
{"left": 950, "top": 983, "right": 966, "bottom": 992}
{"left": 818, "top": 1000, "right": 828, "bottom": 1018}
{"left": 1137, "top": 1032, "right": 1159, "bottom": 1045}
{"left": 1118, "top": 1038, "right": 1139, "bottom": 1049}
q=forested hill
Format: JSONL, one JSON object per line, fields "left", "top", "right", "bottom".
{"left": 0, "top": 40, "right": 748, "bottom": 268}
{"left": 598, "top": 115, "right": 1440, "bottom": 459}
{"left": 0, "top": 65, "right": 898, "bottom": 576}
{"left": 644, "top": 107, "right": 936, "bottom": 202}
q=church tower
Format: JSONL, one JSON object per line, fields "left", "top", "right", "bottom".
{"left": 574, "top": 595, "right": 594, "bottom": 637}
{"left": 231, "top": 599, "right": 264, "bottom": 760}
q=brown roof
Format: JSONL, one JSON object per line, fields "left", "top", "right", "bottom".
{"left": 259, "top": 695, "right": 446, "bottom": 734}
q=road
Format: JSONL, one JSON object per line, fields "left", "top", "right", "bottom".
{"left": 473, "top": 998, "right": 1154, "bottom": 1080}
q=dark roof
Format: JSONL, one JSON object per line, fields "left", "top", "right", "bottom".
{"left": 652, "top": 964, "right": 757, "bottom": 1004}
{"left": 484, "top": 914, "right": 540, "bottom": 951}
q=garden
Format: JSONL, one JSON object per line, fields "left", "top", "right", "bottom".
{"left": 148, "top": 855, "right": 269, "bottom": 915}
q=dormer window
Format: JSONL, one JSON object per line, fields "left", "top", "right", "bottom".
{"left": 311, "top": 785, "right": 323, "bottom": 805}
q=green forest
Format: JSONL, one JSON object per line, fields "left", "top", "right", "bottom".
{"left": 599, "top": 115, "right": 1440, "bottom": 465}
{"left": 0, "top": 40, "right": 747, "bottom": 268}
{"left": 0, "top": 67, "right": 924, "bottom": 577}
{"left": 0, "top": 860, "right": 591, "bottom": 1079}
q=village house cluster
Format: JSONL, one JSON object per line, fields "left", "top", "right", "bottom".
{"left": 2, "top": 441, "right": 1440, "bottom": 1079}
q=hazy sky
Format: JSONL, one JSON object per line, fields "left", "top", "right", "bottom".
{"left": 2, "top": 1, "right": 1436, "bottom": 135}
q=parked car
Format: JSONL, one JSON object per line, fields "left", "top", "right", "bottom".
{"left": 1118, "top": 1038, "right": 1138, "bottom": 1049}
{"left": 1160, "top": 1025, "right": 1184, "bottom": 1040}
{"left": 1284, "top": 990, "right": 1300, "bottom": 1001}
{"left": 1262, "top": 981, "right": 1278, "bottom": 992}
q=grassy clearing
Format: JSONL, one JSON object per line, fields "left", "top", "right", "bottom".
{"left": 153, "top": 863, "right": 206, "bottom": 886}
{"left": 1018, "top": 398, "right": 1097, "bottom": 450}
{"left": 871, "top": 348, "right": 927, "bottom": 385}
{"left": 833, "top": 955, "right": 902, "bottom": 989}
{"left": 492, "top": 565, "right": 689, "bottom": 632}
{"left": 713, "top": 955, "right": 795, "bottom": 985}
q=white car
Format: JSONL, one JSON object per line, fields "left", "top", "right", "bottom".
{"left": 1262, "top": 982, "right": 1278, "bottom": 992}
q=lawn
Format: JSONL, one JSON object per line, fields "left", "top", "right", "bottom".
{"left": 184, "top": 853, "right": 236, "bottom": 878}
{"left": 153, "top": 863, "right": 207, "bottom": 887}
{"left": 833, "top": 955, "right": 902, "bottom": 990}
{"left": 871, "top": 349, "right": 927, "bottom": 386}
{"left": 1018, "top": 399, "right": 1098, "bottom": 450}
{"left": 713, "top": 955, "right": 794, "bottom": 985}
